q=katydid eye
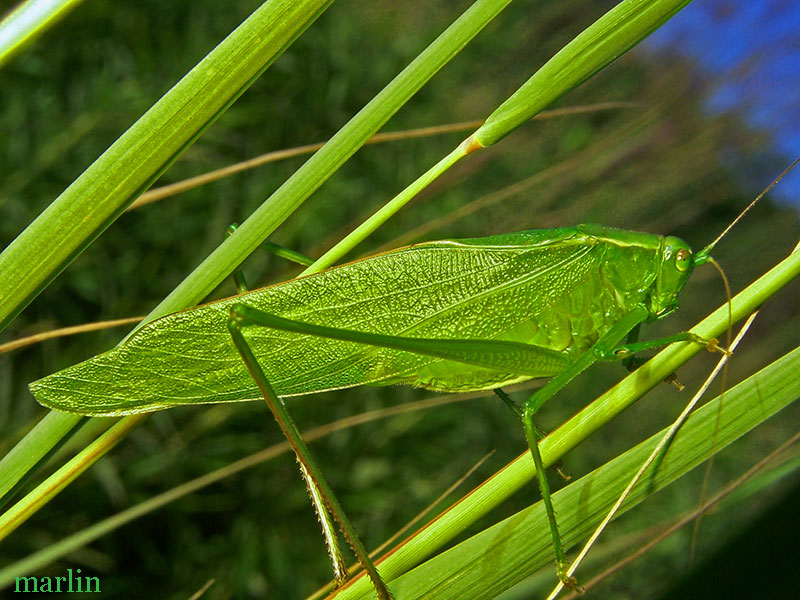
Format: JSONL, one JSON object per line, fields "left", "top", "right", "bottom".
{"left": 675, "top": 248, "right": 691, "bottom": 271}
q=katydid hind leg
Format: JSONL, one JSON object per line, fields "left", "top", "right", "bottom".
{"left": 227, "top": 308, "right": 393, "bottom": 598}
{"left": 223, "top": 237, "right": 348, "bottom": 586}
{"left": 228, "top": 222, "right": 315, "bottom": 269}
{"left": 300, "top": 460, "right": 350, "bottom": 587}
{"left": 519, "top": 352, "right": 601, "bottom": 590}
{"left": 495, "top": 388, "right": 575, "bottom": 587}
{"left": 224, "top": 302, "right": 687, "bottom": 592}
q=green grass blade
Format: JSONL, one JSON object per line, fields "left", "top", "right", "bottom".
{"left": 0, "top": 412, "right": 81, "bottom": 503}
{"left": 0, "top": 415, "right": 145, "bottom": 543}
{"left": 474, "top": 0, "right": 692, "bottom": 146}
{"left": 0, "top": 0, "right": 86, "bottom": 68}
{"left": 305, "top": 0, "right": 694, "bottom": 272}
{"left": 0, "top": 0, "right": 335, "bottom": 333}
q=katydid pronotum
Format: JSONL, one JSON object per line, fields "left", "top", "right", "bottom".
{"left": 29, "top": 220, "right": 738, "bottom": 599}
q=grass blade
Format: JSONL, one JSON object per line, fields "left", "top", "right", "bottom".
{"left": 0, "top": 0, "right": 335, "bottom": 332}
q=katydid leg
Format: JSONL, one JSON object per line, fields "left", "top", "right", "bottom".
{"left": 227, "top": 309, "right": 394, "bottom": 600}
{"left": 228, "top": 223, "right": 315, "bottom": 274}
{"left": 493, "top": 388, "right": 521, "bottom": 419}
{"left": 227, "top": 222, "right": 315, "bottom": 292}
{"left": 519, "top": 306, "right": 721, "bottom": 587}
{"left": 518, "top": 305, "right": 650, "bottom": 586}
{"left": 226, "top": 305, "right": 570, "bottom": 377}
{"left": 621, "top": 323, "right": 642, "bottom": 372}
{"left": 225, "top": 225, "right": 250, "bottom": 295}
{"left": 608, "top": 332, "right": 722, "bottom": 361}
{"left": 257, "top": 239, "right": 315, "bottom": 267}
{"left": 224, "top": 233, "right": 350, "bottom": 586}
{"left": 300, "top": 460, "right": 349, "bottom": 586}
{"left": 619, "top": 324, "right": 723, "bottom": 386}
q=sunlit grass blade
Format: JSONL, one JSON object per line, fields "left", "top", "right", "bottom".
{"left": 0, "top": 0, "right": 86, "bottom": 67}
{"left": 0, "top": 0, "right": 336, "bottom": 332}
{"left": 305, "top": 0, "right": 692, "bottom": 273}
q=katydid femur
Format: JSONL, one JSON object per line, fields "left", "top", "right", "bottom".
{"left": 32, "top": 222, "right": 737, "bottom": 597}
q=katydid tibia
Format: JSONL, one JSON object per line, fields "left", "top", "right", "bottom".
{"left": 30, "top": 223, "right": 720, "bottom": 598}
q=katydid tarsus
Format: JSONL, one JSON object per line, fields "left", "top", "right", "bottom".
{"left": 30, "top": 183, "right": 784, "bottom": 598}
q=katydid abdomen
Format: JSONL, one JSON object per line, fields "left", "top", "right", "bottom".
{"left": 29, "top": 224, "right": 695, "bottom": 416}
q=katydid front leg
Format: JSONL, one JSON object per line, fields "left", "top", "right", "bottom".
{"left": 514, "top": 306, "right": 650, "bottom": 588}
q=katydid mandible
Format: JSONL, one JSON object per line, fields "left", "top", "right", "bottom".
{"left": 29, "top": 223, "right": 718, "bottom": 596}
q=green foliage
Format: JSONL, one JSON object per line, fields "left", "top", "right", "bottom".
{"left": 1, "top": 1, "right": 798, "bottom": 599}
{"left": 0, "top": 0, "right": 336, "bottom": 330}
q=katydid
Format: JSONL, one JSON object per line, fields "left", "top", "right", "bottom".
{"left": 30, "top": 222, "right": 724, "bottom": 597}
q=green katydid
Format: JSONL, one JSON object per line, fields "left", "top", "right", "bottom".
{"left": 28, "top": 218, "right": 738, "bottom": 598}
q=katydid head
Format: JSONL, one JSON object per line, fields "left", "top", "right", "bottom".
{"left": 650, "top": 235, "right": 696, "bottom": 318}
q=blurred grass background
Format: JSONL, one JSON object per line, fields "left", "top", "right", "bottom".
{"left": 1, "top": 0, "right": 798, "bottom": 598}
